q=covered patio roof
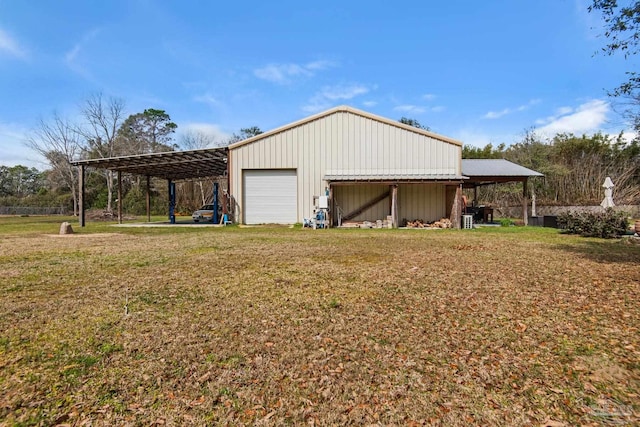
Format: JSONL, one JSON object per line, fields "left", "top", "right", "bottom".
{"left": 461, "top": 159, "right": 543, "bottom": 186}
{"left": 324, "top": 172, "right": 466, "bottom": 183}
{"left": 71, "top": 147, "right": 229, "bottom": 227}
{"left": 71, "top": 147, "right": 229, "bottom": 181}
{"left": 460, "top": 159, "right": 544, "bottom": 226}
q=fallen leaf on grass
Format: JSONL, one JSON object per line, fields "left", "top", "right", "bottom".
{"left": 540, "top": 418, "right": 565, "bottom": 427}
{"left": 189, "top": 395, "right": 205, "bottom": 406}
{"left": 583, "top": 382, "right": 598, "bottom": 393}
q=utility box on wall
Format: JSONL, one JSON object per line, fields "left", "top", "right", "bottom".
{"left": 318, "top": 195, "right": 329, "bottom": 209}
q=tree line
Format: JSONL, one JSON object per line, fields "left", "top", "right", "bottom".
{"left": 5, "top": 118, "right": 638, "bottom": 217}
{"left": 453, "top": 1, "right": 640, "bottom": 210}
{"left": 462, "top": 131, "right": 640, "bottom": 207}
{"left": 3, "top": 1, "right": 640, "bottom": 216}
{"left": 1, "top": 93, "right": 262, "bottom": 216}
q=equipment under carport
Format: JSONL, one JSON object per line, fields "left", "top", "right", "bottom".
{"left": 307, "top": 195, "right": 329, "bottom": 229}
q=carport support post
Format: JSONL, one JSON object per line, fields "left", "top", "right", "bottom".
{"left": 146, "top": 175, "right": 151, "bottom": 223}
{"left": 168, "top": 180, "right": 176, "bottom": 224}
{"left": 450, "top": 185, "right": 462, "bottom": 229}
{"left": 328, "top": 184, "right": 333, "bottom": 227}
{"left": 213, "top": 182, "right": 219, "bottom": 224}
{"left": 117, "top": 171, "right": 122, "bottom": 224}
{"left": 79, "top": 165, "right": 85, "bottom": 227}
{"left": 390, "top": 184, "right": 398, "bottom": 228}
{"left": 522, "top": 178, "right": 529, "bottom": 226}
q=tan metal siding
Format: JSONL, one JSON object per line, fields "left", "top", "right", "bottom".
{"left": 398, "top": 184, "right": 446, "bottom": 223}
{"left": 333, "top": 184, "right": 390, "bottom": 222}
{"left": 230, "top": 110, "right": 461, "bottom": 223}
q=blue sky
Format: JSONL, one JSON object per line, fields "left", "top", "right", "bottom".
{"left": 0, "top": 0, "right": 636, "bottom": 168}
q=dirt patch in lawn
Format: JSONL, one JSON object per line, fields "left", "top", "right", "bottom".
{"left": 0, "top": 226, "right": 638, "bottom": 426}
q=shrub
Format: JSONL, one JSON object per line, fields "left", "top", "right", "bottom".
{"left": 499, "top": 218, "right": 513, "bottom": 227}
{"left": 557, "top": 209, "right": 628, "bottom": 239}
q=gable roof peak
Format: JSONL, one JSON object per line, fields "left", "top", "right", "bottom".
{"left": 229, "top": 105, "right": 462, "bottom": 149}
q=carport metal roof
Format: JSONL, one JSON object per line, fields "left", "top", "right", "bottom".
{"left": 71, "top": 147, "right": 229, "bottom": 180}
{"left": 461, "top": 159, "right": 543, "bottom": 186}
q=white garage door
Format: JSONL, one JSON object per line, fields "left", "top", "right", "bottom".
{"left": 243, "top": 169, "right": 297, "bottom": 224}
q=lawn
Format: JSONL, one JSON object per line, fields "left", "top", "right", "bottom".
{"left": 0, "top": 216, "right": 638, "bottom": 426}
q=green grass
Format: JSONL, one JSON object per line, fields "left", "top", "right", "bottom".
{"left": 0, "top": 216, "right": 638, "bottom": 426}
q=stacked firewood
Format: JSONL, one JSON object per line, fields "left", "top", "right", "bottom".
{"left": 432, "top": 218, "right": 453, "bottom": 228}
{"left": 405, "top": 218, "right": 453, "bottom": 229}
{"left": 406, "top": 219, "right": 427, "bottom": 228}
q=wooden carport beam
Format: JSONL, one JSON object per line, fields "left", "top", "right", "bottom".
{"left": 390, "top": 185, "right": 398, "bottom": 228}
{"left": 342, "top": 190, "right": 390, "bottom": 221}
{"left": 450, "top": 186, "right": 462, "bottom": 229}
{"left": 328, "top": 185, "right": 333, "bottom": 227}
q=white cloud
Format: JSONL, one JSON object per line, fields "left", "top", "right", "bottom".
{"left": 254, "top": 63, "right": 308, "bottom": 84}
{"left": 484, "top": 108, "right": 511, "bottom": 119}
{"left": 0, "top": 122, "right": 45, "bottom": 167}
{"left": 64, "top": 28, "right": 100, "bottom": 78}
{"left": 65, "top": 28, "right": 100, "bottom": 63}
{"left": 65, "top": 44, "right": 81, "bottom": 64}
{"left": 362, "top": 100, "right": 378, "bottom": 107}
{"left": 302, "top": 83, "right": 371, "bottom": 113}
{"left": 193, "top": 93, "right": 222, "bottom": 108}
{"left": 610, "top": 130, "right": 637, "bottom": 142}
{"left": 0, "top": 28, "right": 28, "bottom": 59}
{"left": 535, "top": 106, "right": 575, "bottom": 125}
{"left": 305, "top": 60, "right": 335, "bottom": 71}
{"left": 537, "top": 99, "right": 609, "bottom": 135}
{"left": 394, "top": 104, "right": 445, "bottom": 115}
{"left": 254, "top": 60, "right": 336, "bottom": 84}
{"left": 321, "top": 84, "right": 369, "bottom": 100}
{"left": 301, "top": 101, "right": 331, "bottom": 114}
{"left": 179, "top": 123, "right": 230, "bottom": 146}
{"left": 517, "top": 98, "right": 541, "bottom": 111}
{"left": 422, "top": 93, "right": 436, "bottom": 101}
{"left": 394, "top": 105, "right": 426, "bottom": 114}
{"left": 454, "top": 129, "right": 494, "bottom": 148}
{"left": 484, "top": 98, "right": 541, "bottom": 119}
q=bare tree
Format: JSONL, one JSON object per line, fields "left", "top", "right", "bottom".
{"left": 78, "top": 93, "right": 126, "bottom": 212}
{"left": 26, "top": 113, "right": 82, "bottom": 215}
{"left": 179, "top": 130, "right": 219, "bottom": 206}
{"left": 180, "top": 129, "right": 217, "bottom": 150}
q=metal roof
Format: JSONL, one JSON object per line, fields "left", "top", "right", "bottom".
{"left": 229, "top": 105, "right": 464, "bottom": 150}
{"left": 462, "top": 159, "right": 543, "bottom": 180}
{"left": 324, "top": 173, "right": 466, "bottom": 183}
{"left": 71, "top": 147, "right": 229, "bottom": 181}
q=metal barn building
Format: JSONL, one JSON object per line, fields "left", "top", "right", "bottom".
{"left": 228, "top": 105, "right": 466, "bottom": 226}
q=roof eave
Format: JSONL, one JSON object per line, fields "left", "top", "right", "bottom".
{"left": 228, "top": 105, "right": 464, "bottom": 150}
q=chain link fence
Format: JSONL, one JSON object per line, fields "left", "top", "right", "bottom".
{"left": 0, "top": 206, "right": 67, "bottom": 215}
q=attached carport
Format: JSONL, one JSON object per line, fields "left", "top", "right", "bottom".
{"left": 323, "top": 174, "right": 466, "bottom": 227}
{"left": 71, "top": 147, "right": 229, "bottom": 227}
{"left": 461, "top": 159, "right": 544, "bottom": 225}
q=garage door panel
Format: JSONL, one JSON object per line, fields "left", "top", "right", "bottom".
{"left": 244, "top": 169, "right": 297, "bottom": 224}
